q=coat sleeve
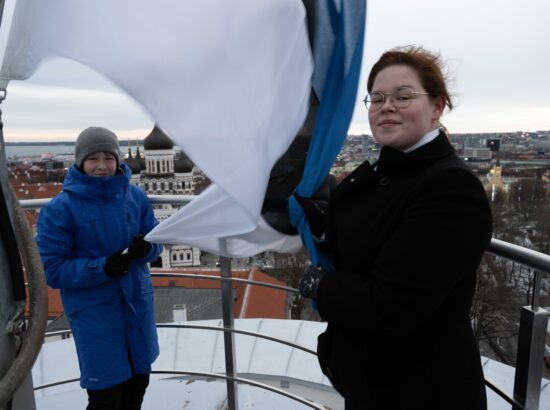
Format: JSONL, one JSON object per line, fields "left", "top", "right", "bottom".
{"left": 138, "top": 191, "right": 163, "bottom": 263}
{"left": 316, "top": 167, "right": 492, "bottom": 336}
{"left": 36, "top": 198, "right": 113, "bottom": 290}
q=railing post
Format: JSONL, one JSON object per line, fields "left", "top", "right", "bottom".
{"left": 513, "top": 272, "right": 548, "bottom": 410}
{"left": 219, "top": 239, "right": 238, "bottom": 410}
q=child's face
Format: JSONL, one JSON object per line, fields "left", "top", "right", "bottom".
{"left": 83, "top": 152, "right": 117, "bottom": 177}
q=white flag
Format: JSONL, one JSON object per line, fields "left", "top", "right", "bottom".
{"left": 1, "top": 0, "right": 312, "bottom": 256}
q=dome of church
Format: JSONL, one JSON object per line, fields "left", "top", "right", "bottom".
{"left": 143, "top": 125, "right": 174, "bottom": 150}
{"left": 135, "top": 146, "right": 146, "bottom": 170}
{"left": 123, "top": 147, "right": 142, "bottom": 174}
{"left": 174, "top": 151, "right": 193, "bottom": 173}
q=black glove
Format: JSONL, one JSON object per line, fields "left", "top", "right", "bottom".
{"left": 294, "top": 175, "right": 336, "bottom": 238}
{"left": 298, "top": 264, "right": 327, "bottom": 299}
{"left": 104, "top": 249, "right": 130, "bottom": 277}
{"left": 294, "top": 194, "right": 328, "bottom": 238}
{"left": 128, "top": 234, "right": 152, "bottom": 260}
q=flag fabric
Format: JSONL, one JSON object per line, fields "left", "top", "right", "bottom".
{"left": 0, "top": 0, "right": 312, "bottom": 257}
{"left": 289, "top": 0, "right": 366, "bottom": 269}
{"left": 0, "top": 0, "right": 366, "bottom": 259}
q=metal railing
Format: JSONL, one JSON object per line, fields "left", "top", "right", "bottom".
{"left": 39, "top": 272, "right": 323, "bottom": 408}
{"left": 21, "top": 197, "right": 550, "bottom": 409}
{"left": 485, "top": 239, "right": 550, "bottom": 410}
{"left": 34, "top": 371, "right": 327, "bottom": 410}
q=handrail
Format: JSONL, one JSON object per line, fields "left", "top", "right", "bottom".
{"left": 18, "top": 198, "right": 53, "bottom": 209}
{"left": 44, "top": 324, "right": 317, "bottom": 356}
{"left": 18, "top": 195, "right": 195, "bottom": 209}
{"left": 487, "top": 238, "right": 550, "bottom": 275}
{"left": 157, "top": 324, "right": 317, "bottom": 355}
{"left": 41, "top": 324, "right": 535, "bottom": 409}
{"left": 20, "top": 196, "right": 550, "bottom": 279}
{"left": 151, "top": 272, "right": 297, "bottom": 293}
{"left": 34, "top": 371, "right": 328, "bottom": 409}
{"left": 29, "top": 273, "right": 296, "bottom": 295}
{"left": 146, "top": 194, "right": 195, "bottom": 205}
{"left": 486, "top": 238, "right": 549, "bottom": 409}
{"left": 21, "top": 196, "right": 550, "bottom": 409}
{"left": 22, "top": 196, "right": 550, "bottom": 278}
{"left": 155, "top": 370, "right": 328, "bottom": 410}
{"left": 484, "top": 377, "right": 525, "bottom": 408}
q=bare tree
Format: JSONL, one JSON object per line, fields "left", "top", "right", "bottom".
{"left": 270, "top": 248, "right": 323, "bottom": 320}
{"left": 472, "top": 174, "right": 550, "bottom": 365}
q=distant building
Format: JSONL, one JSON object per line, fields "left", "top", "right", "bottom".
{"left": 462, "top": 147, "right": 492, "bottom": 162}
{"left": 450, "top": 141, "right": 461, "bottom": 153}
{"left": 32, "top": 159, "right": 65, "bottom": 170}
{"left": 124, "top": 125, "right": 201, "bottom": 268}
{"left": 486, "top": 138, "right": 501, "bottom": 152}
{"left": 125, "top": 126, "right": 194, "bottom": 195}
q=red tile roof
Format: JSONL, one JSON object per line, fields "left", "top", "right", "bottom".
{"left": 34, "top": 268, "right": 289, "bottom": 320}
{"left": 11, "top": 182, "right": 62, "bottom": 200}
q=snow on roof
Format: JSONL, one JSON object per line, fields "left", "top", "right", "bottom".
{"left": 33, "top": 319, "right": 549, "bottom": 409}
{"left": 35, "top": 378, "right": 324, "bottom": 410}
{"left": 156, "top": 319, "right": 330, "bottom": 386}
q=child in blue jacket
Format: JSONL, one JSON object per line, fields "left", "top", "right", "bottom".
{"left": 36, "top": 127, "right": 163, "bottom": 410}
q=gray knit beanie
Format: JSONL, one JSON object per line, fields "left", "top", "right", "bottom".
{"left": 74, "top": 127, "right": 121, "bottom": 169}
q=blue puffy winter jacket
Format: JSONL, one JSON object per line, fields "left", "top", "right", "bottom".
{"left": 36, "top": 163, "right": 163, "bottom": 390}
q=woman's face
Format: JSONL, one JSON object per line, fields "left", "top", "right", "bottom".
{"left": 368, "top": 64, "right": 444, "bottom": 151}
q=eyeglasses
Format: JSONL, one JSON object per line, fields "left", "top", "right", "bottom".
{"left": 363, "top": 87, "right": 431, "bottom": 112}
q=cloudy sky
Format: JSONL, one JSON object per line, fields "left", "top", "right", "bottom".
{"left": 0, "top": 0, "right": 548, "bottom": 141}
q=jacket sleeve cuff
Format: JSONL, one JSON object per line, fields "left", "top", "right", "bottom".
{"left": 143, "top": 242, "right": 163, "bottom": 263}
{"left": 93, "top": 256, "right": 113, "bottom": 282}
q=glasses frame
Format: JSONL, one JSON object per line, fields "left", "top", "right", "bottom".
{"left": 363, "top": 88, "right": 431, "bottom": 112}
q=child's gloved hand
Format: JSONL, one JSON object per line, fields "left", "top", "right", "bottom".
{"left": 104, "top": 249, "right": 130, "bottom": 277}
{"left": 128, "top": 234, "right": 152, "bottom": 260}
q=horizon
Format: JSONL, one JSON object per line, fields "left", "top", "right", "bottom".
{"left": 4, "top": 128, "right": 550, "bottom": 144}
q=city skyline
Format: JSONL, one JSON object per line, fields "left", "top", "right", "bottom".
{"left": 0, "top": 0, "right": 549, "bottom": 141}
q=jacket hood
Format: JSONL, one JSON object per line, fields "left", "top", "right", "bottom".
{"left": 63, "top": 163, "right": 132, "bottom": 201}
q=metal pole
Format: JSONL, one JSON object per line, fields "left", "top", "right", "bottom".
{"left": 0, "top": 110, "right": 17, "bottom": 410}
{"left": 0, "top": 103, "right": 37, "bottom": 408}
{"left": 530, "top": 271, "right": 542, "bottom": 311}
{"left": 513, "top": 271, "right": 548, "bottom": 410}
{"left": 219, "top": 239, "right": 238, "bottom": 410}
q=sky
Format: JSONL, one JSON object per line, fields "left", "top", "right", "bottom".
{"left": 0, "top": 0, "right": 549, "bottom": 142}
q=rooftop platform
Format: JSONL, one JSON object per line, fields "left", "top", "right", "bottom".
{"left": 33, "top": 319, "right": 550, "bottom": 409}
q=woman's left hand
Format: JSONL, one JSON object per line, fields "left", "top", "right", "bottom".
{"left": 298, "top": 265, "right": 327, "bottom": 299}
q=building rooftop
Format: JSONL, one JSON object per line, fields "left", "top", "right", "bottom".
{"left": 144, "top": 126, "right": 174, "bottom": 151}
{"left": 33, "top": 319, "right": 550, "bottom": 409}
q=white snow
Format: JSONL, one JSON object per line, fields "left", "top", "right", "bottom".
{"left": 33, "top": 319, "right": 550, "bottom": 409}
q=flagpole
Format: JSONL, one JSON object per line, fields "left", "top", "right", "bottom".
{"left": 219, "top": 239, "right": 239, "bottom": 410}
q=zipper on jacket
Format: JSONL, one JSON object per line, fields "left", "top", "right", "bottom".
{"left": 91, "top": 220, "right": 108, "bottom": 256}
{"left": 126, "top": 212, "right": 136, "bottom": 241}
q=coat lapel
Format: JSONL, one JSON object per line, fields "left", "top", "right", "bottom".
{"left": 331, "top": 159, "right": 377, "bottom": 206}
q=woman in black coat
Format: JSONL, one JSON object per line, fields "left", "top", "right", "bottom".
{"left": 298, "top": 46, "right": 492, "bottom": 409}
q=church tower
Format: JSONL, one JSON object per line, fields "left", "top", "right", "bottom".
{"left": 124, "top": 125, "right": 200, "bottom": 267}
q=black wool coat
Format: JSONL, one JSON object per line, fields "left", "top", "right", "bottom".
{"left": 316, "top": 133, "right": 492, "bottom": 410}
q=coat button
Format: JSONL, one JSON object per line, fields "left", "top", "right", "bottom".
{"left": 350, "top": 178, "right": 355, "bottom": 183}
{"left": 379, "top": 177, "right": 391, "bottom": 186}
